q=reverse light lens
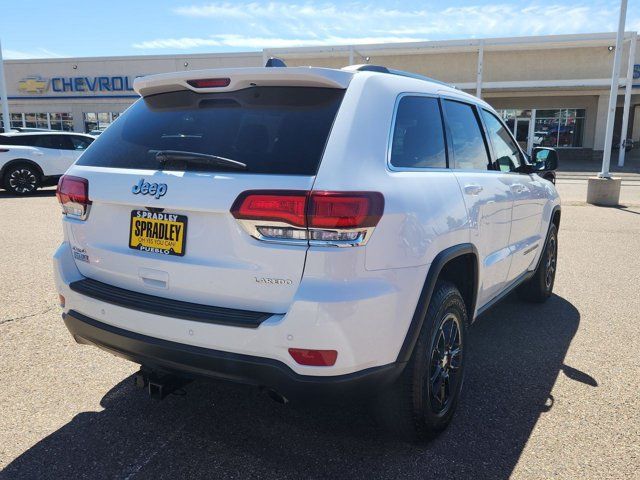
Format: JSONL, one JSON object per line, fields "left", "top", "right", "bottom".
{"left": 288, "top": 348, "right": 338, "bottom": 366}
{"left": 186, "top": 78, "right": 231, "bottom": 88}
{"left": 56, "top": 175, "right": 91, "bottom": 219}
{"left": 256, "top": 226, "right": 307, "bottom": 240}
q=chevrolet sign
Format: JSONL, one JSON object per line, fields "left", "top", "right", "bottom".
{"left": 17, "top": 75, "right": 139, "bottom": 95}
{"left": 18, "top": 76, "right": 49, "bottom": 94}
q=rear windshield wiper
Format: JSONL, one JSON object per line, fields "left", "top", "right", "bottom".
{"left": 150, "top": 150, "right": 247, "bottom": 170}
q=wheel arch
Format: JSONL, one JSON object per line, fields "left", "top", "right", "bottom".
{"left": 396, "top": 243, "right": 479, "bottom": 364}
{"left": 1, "top": 158, "right": 45, "bottom": 181}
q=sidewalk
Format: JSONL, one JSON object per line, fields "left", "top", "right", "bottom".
{"left": 557, "top": 148, "right": 640, "bottom": 174}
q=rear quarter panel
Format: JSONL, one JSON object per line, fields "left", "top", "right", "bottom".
{"left": 313, "top": 73, "right": 470, "bottom": 271}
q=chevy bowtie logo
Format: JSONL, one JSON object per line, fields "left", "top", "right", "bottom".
{"left": 18, "top": 76, "right": 49, "bottom": 94}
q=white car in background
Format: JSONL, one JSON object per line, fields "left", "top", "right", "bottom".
{"left": 0, "top": 132, "right": 95, "bottom": 195}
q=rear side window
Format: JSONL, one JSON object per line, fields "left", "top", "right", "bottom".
{"left": 33, "top": 135, "right": 73, "bottom": 150}
{"left": 77, "top": 87, "right": 345, "bottom": 175}
{"left": 1, "top": 135, "right": 35, "bottom": 146}
{"left": 390, "top": 96, "right": 446, "bottom": 169}
{"left": 442, "top": 100, "right": 490, "bottom": 170}
{"left": 70, "top": 136, "right": 93, "bottom": 151}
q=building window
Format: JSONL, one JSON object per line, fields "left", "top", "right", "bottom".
{"left": 496, "top": 109, "right": 533, "bottom": 151}
{"left": 534, "top": 109, "right": 585, "bottom": 148}
{"left": 49, "top": 113, "right": 74, "bottom": 131}
{"left": 83, "top": 112, "right": 120, "bottom": 133}
{"left": 496, "top": 108, "right": 585, "bottom": 149}
{"left": 10, "top": 113, "right": 24, "bottom": 128}
{"left": 24, "top": 113, "right": 37, "bottom": 128}
{"left": 0, "top": 112, "right": 73, "bottom": 131}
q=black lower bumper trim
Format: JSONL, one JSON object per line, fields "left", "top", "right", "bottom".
{"left": 63, "top": 310, "right": 404, "bottom": 399}
{"left": 69, "top": 278, "right": 271, "bottom": 328}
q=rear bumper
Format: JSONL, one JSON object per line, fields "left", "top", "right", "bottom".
{"left": 63, "top": 309, "right": 405, "bottom": 399}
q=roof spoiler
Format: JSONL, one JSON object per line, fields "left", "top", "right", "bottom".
{"left": 134, "top": 67, "right": 353, "bottom": 96}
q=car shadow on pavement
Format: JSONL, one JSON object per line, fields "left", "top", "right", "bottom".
{"left": 0, "top": 188, "right": 56, "bottom": 199}
{"left": 2, "top": 294, "right": 586, "bottom": 480}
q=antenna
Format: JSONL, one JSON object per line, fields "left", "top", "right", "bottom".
{"left": 265, "top": 57, "right": 287, "bottom": 68}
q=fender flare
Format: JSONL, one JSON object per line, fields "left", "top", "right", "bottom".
{"left": 395, "top": 243, "right": 479, "bottom": 364}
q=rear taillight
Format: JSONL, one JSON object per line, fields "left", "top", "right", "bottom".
{"left": 187, "top": 78, "right": 231, "bottom": 88}
{"left": 56, "top": 175, "right": 91, "bottom": 220}
{"left": 231, "top": 190, "right": 384, "bottom": 247}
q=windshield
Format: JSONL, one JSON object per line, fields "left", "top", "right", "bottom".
{"left": 77, "top": 86, "right": 345, "bottom": 175}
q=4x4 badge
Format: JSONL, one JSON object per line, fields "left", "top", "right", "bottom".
{"left": 131, "top": 179, "right": 167, "bottom": 199}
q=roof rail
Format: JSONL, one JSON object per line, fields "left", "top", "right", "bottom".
{"left": 342, "top": 64, "right": 455, "bottom": 89}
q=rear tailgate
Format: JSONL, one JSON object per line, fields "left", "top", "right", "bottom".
{"left": 62, "top": 75, "right": 348, "bottom": 313}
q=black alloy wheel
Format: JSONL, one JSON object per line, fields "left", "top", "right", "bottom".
{"left": 428, "top": 312, "right": 463, "bottom": 415}
{"left": 5, "top": 165, "right": 40, "bottom": 195}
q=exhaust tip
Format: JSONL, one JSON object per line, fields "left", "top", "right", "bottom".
{"left": 265, "top": 388, "right": 289, "bottom": 404}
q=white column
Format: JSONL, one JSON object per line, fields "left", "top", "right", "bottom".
{"left": 617, "top": 33, "right": 637, "bottom": 167}
{"left": 599, "top": 0, "right": 628, "bottom": 178}
{"left": 594, "top": 94, "right": 610, "bottom": 150}
{"left": 476, "top": 40, "right": 484, "bottom": 99}
{"left": 527, "top": 110, "right": 536, "bottom": 155}
{"left": 0, "top": 39, "right": 11, "bottom": 132}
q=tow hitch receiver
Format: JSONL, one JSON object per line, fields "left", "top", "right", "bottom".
{"left": 134, "top": 368, "right": 192, "bottom": 400}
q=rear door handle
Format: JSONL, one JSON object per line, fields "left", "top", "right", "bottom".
{"left": 464, "top": 184, "right": 483, "bottom": 195}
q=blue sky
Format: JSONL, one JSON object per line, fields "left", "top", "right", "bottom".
{"left": 2, "top": 0, "right": 640, "bottom": 59}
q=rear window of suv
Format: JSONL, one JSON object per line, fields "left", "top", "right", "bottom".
{"left": 77, "top": 86, "right": 345, "bottom": 175}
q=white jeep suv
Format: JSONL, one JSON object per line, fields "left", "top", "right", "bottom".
{"left": 0, "top": 132, "right": 94, "bottom": 194}
{"left": 53, "top": 65, "right": 560, "bottom": 441}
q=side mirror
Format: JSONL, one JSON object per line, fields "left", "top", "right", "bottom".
{"left": 532, "top": 147, "right": 558, "bottom": 171}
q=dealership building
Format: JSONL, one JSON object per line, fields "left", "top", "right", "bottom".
{"left": 2, "top": 32, "right": 639, "bottom": 162}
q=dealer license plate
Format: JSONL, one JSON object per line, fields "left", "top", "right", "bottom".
{"left": 129, "top": 210, "right": 187, "bottom": 256}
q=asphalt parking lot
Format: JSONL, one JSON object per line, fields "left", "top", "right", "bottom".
{"left": 1, "top": 179, "right": 639, "bottom": 480}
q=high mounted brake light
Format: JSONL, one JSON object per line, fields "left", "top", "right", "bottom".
{"left": 231, "top": 190, "right": 384, "bottom": 247}
{"left": 56, "top": 175, "right": 91, "bottom": 220}
{"left": 186, "top": 78, "right": 231, "bottom": 88}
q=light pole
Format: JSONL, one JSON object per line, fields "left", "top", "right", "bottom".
{"left": 587, "top": 0, "right": 628, "bottom": 205}
{"left": 0, "top": 39, "right": 11, "bottom": 133}
{"left": 599, "top": 0, "right": 627, "bottom": 178}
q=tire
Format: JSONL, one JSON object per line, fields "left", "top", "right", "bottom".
{"left": 517, "top": 223, "right": 558, "bottom": 303}
{"left": 374, "top": 281, "right": 468, "bottom": 443}
{"left": 3, "top": 163, "right": 41, "bottom": 195}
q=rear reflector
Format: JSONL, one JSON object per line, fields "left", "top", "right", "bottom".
{"left": 0, "top": 148, "right": 9, "bottom": 153}
{"left": 186, "top": 78, "right": 231, "bottom": 88}
{"left": 56, "top": 175, "right": 91, "bottom": 220}
{"left": 288, "top": 348, "right": 338, "bottom": 367}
